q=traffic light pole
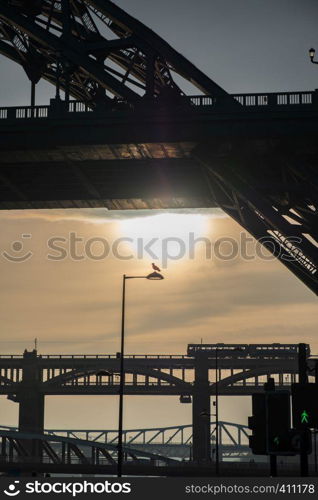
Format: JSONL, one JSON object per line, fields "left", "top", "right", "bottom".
{"left": 269, "top": 454, "right": 277, "bottom": 477}
{"left": 315, "top": 362, "right": 318, "bottom": 474}
{"left": 298, "top": 343, "right": 309, "bottom": 477}
{"left": 265, "top": 378, "right": 277, "bottom": 477}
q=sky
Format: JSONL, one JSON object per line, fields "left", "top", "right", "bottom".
{"left": 0, "top": 0, "right": 317, "bottom": 432}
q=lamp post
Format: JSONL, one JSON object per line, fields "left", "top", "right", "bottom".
{"left": 309, "top": 48, "right": 318, "bottom": 64}
{"left": 314, "top": 430, "right": 317, "bottom": 475}
{"left": 215, "top": 346, "right": 219, "bottom": 476}
{"left": 117, "top": 271, "right": 164, "bottom": 477}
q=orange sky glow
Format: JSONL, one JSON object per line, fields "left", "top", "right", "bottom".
{"left": 0, "top": 208, "right": 316, "bottom": 430}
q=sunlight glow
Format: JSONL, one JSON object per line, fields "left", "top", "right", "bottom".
{"left": 118, "top": 212, "right": 208, "bottom": 267}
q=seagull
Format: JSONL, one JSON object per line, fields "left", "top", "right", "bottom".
{"left": 152, "top": 263, "right": 161, "bottom": 272}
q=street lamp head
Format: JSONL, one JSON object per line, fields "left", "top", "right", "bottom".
{"left": 309, "top": 47, "right": 316, "bottom": 61}
{"left": 146, "top": 271, "right": 164, "bottom": 280}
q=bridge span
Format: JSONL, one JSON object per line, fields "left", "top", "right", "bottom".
{"left": 0, "top": 424, "right": 315, "bottom": 477}
{"left": 0, "top": 420, "right": 251, "bottom": 461}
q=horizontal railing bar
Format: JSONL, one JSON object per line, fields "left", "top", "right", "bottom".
{"left": 0, "top": 90, "right": 316, "bottom": 120}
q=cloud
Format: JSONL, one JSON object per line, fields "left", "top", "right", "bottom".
{"left": 0, "top": 207, "right": 225, "bottom": 224}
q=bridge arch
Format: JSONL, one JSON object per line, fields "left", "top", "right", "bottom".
{"left": 0, "top": 0, "right": 228, "bottom": 104}
{"left": 215, "top": 366, "right": 298, "bottom": 389}
{"left": 43, "top": 365, "right": 192, "bottom": 391}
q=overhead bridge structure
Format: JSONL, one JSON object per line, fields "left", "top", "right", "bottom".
{"left": 0, "top": 343, "right": 313, "bottom": 465}
{"left": 0, "top": 0, "right": 317, "bottom": 294}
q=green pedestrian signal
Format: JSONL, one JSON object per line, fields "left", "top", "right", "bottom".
{"left": 292, "top": 384, "right": 318, "bottom": 428}
{"left": 266, "top": 391, "right": 291, "bottom": 454}
{"left": 301, "top": 410, "right": 309, "bottom": 424}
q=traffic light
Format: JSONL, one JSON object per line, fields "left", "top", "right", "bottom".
{"left": 248, "top": 393, "right": 267, "bottom": 454}
{"left": 268, "top": 429, "right": 312, "bottom": 455}
{"left": 292, "top": 383, "right": 318, "bottom": 429}
{"left": 267, "top": 391, "right": 291, "bottom": 454}
{"left": 248, "top": 391, "right": 292, "bottom": 455}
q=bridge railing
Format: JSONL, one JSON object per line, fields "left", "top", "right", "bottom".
{"left": 189, "top": 91, "right": 315, "bottom": 108}
{"left": 0, "top": 354, "right": 23, "bottom": 358}
{"left": 37, "top": 354, "right": 187, "bottom": 359}
{"left": 62, "top": 380, "right": 175, "bottom": 386}
{"left": 0, "top": 105, "right": 49, "bottom": 120}
{"left": 68, "top": 101, "right": 93, "bottom": 113}
{"left": 0, "top": 90, "right": 316, "bottom": 121}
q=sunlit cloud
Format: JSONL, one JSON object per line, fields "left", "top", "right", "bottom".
{"left": 118, "top": 212, "right": 211, "bottom": 266}
{"left": 0, "top": 207, "right": 225, "bottom": 224}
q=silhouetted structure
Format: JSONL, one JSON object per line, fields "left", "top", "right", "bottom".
{"left": 0, "top": 2, "right": 317, "bottom": 294}
{"left": 0, "top": 343, "right": 312, "bottom": 468}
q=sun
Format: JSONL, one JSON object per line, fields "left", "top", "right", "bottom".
{"left": 118, "top": 211, "right": 208, "bottom": 267}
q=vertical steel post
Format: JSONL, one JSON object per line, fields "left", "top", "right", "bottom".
{"left": 192, "top": 353, "right": 210, "bottom": 463}
{"left": 31, "top": 82, "right": 36, "bottom": 109}
{"left": 18, "top": 350, "right": 44, "bottom": 461}
{"left": 314, "top": 432, "right": 317, "bottom": 474}
{"left": 65, "top": 71, "right": 70, "bottom": 104}
{"left": 264, "top": 378, "right": 277, "bottom": 477}
{"left": 315, "top": 362, "right": 318, "bottom": 474}
{"left": 298, "top": 343, "right": 309, "bottom": 477}
{"left": 117, "top": 275, "right": 126, "bottom": 477}
{"left": 215, "top": 347, "right": 219, "bottom": 475}
{"left": 269, "top": 453, "right": 277, "bottom": 477}
{"left": 55, "top": 58, "right": 61, "bottom": 100}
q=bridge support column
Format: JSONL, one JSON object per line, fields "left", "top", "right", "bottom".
{"left": 18, "top": 350, "right": 44, "bottom": 459}
{"left": 18, "top": 392, "right": 44, "bottom": 435}
{"left": 192, "top": 354, "right": 210, "bottom": 463}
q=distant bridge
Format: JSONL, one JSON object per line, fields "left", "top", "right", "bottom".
{"left": 0, "top": 425, "right": 314, "bottom": 477}
{"left": 0, "top": 344, "right": 308, "bottom": 398}
{"left": 0, "top": 420, "right": 251, "bottom": 461}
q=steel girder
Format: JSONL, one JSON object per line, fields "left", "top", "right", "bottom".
{"left": 194, "top": 142, "right": 318, "bottom": 295}
{"left": 0, "top": 0, "right": 229, "bottom": 104}
{"left": 0, "top": 429, "right": 178, "bottom": 466}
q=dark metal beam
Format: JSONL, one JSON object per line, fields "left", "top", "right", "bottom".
{"left": 85, "top": 36, "right": 137, "bottom": 52}
{"left": 195, "top": 150, "right": 318, "bottom": 295}
{"left": 0, "top": 3, "right": 142, "bottom": 101}
{"left": 86, "top": 0, "right": 230, "bottom": 96}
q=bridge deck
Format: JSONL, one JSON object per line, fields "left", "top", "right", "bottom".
{"left": 0, "top": 92, "right": 317, "bottom": 210}
{"left": 0, "top": 346, "right": 310, "bottom": 396}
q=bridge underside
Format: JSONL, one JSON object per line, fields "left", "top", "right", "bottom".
{"left": 0, "top": 155, "right": 212, "bottom": 210}
{"left": 0, "top": 107, "right": 317, "bottom": 212}
{"left": 1, "top": 108, "right": 317, "bottom": 293}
